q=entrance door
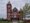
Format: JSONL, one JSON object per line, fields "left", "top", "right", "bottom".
{"left": 12, "top": 12, "right": 17, "bottom": 20}
{"left": 12, "top": 13, "right": 16, "bottom": 18}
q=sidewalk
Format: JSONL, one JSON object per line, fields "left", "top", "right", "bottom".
{"left": 12, "top": 20, "right": 18, "bottom": 23}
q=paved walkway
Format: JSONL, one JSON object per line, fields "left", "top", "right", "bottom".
{"left": 12, "top": 21, "right": 18, "bottom": 23}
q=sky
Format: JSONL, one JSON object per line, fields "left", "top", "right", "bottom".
{"left": 0, "top": 0, "right": 30, "bottom": 19}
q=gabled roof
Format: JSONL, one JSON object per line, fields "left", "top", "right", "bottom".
{"left": 13, "top": 7, "right": 18, "bottom": 12}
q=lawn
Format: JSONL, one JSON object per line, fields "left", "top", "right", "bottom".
{"left": 0, "top": 21, "right": 12, "bottom": 23}
{"left": 0, "top": 20, "right": 24, "bottom": 23}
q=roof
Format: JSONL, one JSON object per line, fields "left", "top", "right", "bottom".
{"left": 13, "top": 7, "right": 18, "bottom": 12}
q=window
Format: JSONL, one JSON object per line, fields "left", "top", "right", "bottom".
{"left": 8, "top": 13, "right": 10, "bottom": 16}
{"left": 7, "top": 9, "right": 10, "bottom": 12}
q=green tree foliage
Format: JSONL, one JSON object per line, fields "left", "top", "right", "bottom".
{"left": 23, "top": 3, "right": 30, "bottom": 16}
{"left": 19, "top": 8, "right": 23, "bottom": 20}
{"left": 19, "top": 8, "right": 23, "bottom": 16}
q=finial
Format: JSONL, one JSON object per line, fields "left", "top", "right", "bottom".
{"left": 8, "top": 0, "right": 11, "bottom": 4}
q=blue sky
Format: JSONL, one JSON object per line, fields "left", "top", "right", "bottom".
{"left": 0, "top": 0, "right": 30, "bottom": 19}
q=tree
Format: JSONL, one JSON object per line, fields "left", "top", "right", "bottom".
{"left": 19, "top": 8, "right": 23, "bottom": 20}
{"left": 23, "top": 3, "right": 30, "bottom": 18}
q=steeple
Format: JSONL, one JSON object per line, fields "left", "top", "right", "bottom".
{"left": 7, "top": 0, "right": 12, "bottom": 7}
{"left": 7, "top": 0, "right": 11, "bottom": 4}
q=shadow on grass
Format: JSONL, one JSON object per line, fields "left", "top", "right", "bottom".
{"left": 0, "top": 19, "right": 12, "bottom": 23}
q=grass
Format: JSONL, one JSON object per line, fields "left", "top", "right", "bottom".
{"left": 0, "top": 20, "right": 24, "bottom": 23}
{"left": 15, "top": 20, "right": 24, "bottom": 23}
{"left": 0, "top": 21, "right": 12, "bottom": 23}
{"left": 0, "top": 19, "right": 24, "bottom": 23}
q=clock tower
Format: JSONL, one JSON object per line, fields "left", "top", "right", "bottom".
{"left": 7, "top": 1, "right": 12, "bottom": 20}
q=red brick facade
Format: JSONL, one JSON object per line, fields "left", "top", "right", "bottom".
{"left": 7, "top": 1, "right": 20, "bottom": 20}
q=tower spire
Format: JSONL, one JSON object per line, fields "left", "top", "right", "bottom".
{"left": 8, "top": 0, "right": 11, "bottom": 4}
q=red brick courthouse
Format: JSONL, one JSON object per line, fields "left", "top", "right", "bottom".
{"left": 6, "top": 1, "right": 30, "bottom": 23}
{"left": 7, "top": 1, "right": 23, "bottom": 20}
